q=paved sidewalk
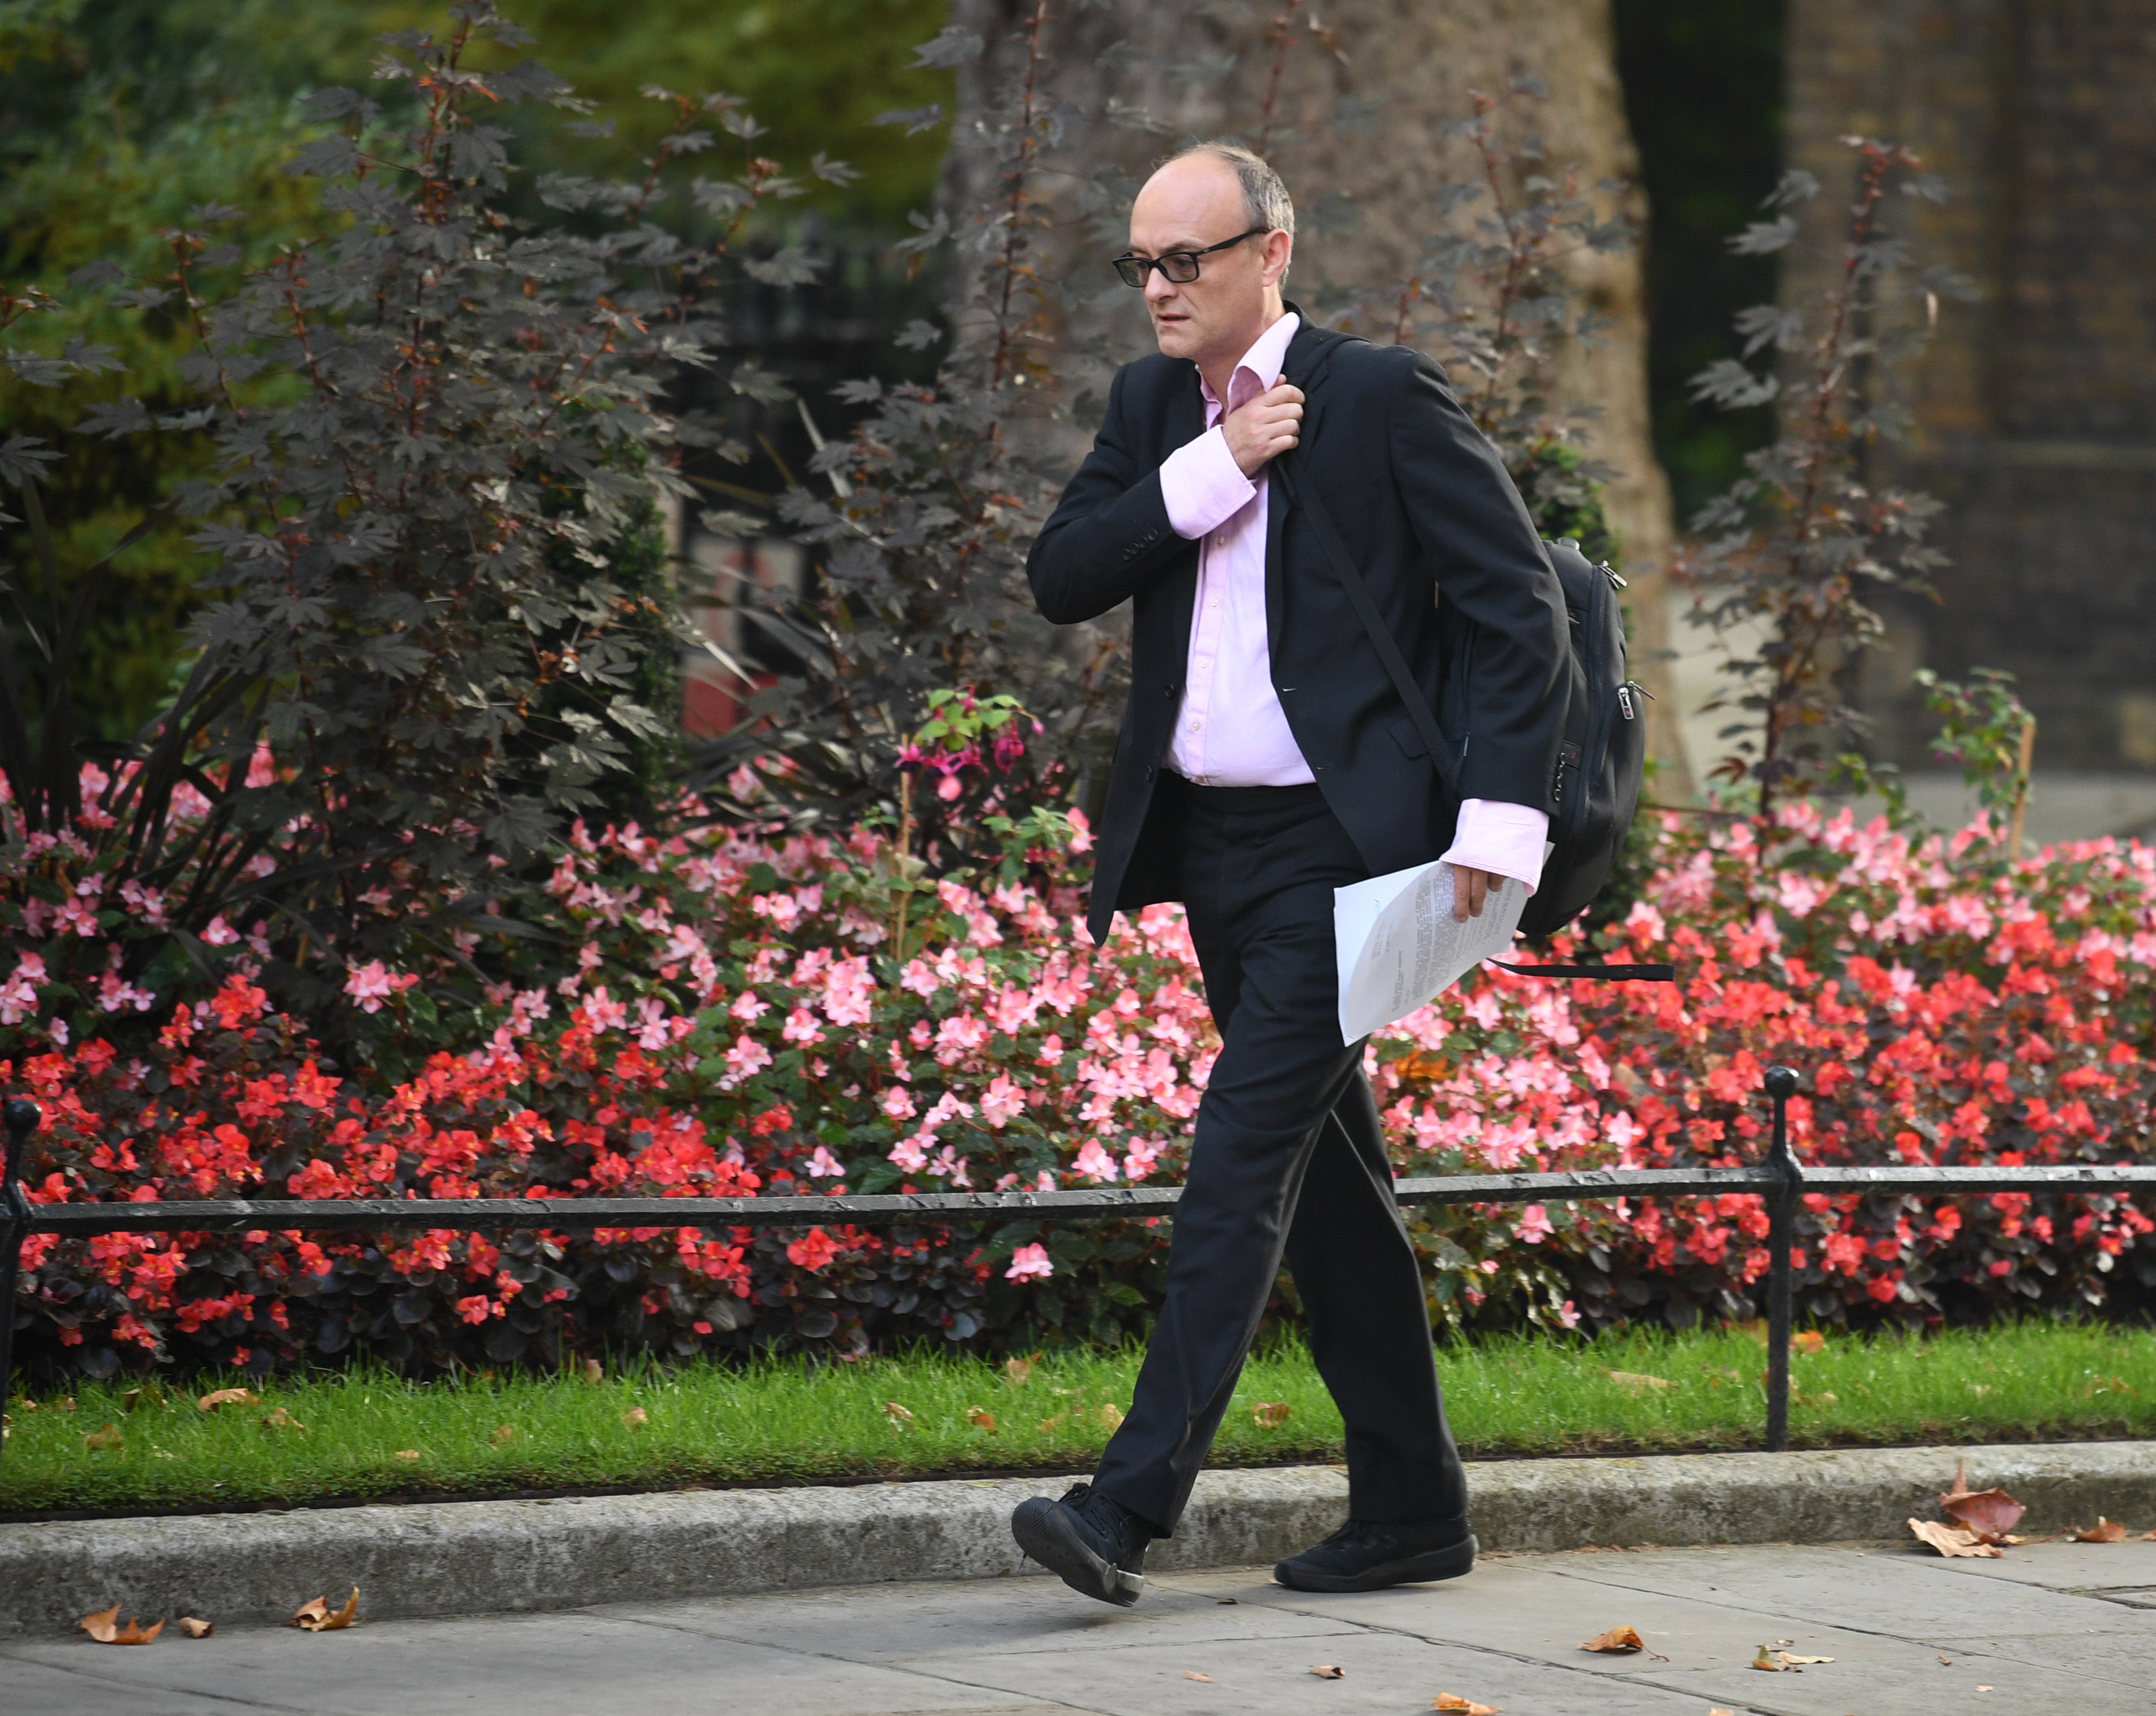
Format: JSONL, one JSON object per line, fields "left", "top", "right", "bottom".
{"left": 4, "top": 1539, "right": 2151, "bottom": 1714}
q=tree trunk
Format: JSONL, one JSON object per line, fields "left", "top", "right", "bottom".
{"left": 941, "top": 0, "right": 1685, "bottom": 789}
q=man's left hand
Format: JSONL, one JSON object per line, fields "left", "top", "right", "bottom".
{"left": 1452, "top": 865, "right": 1493, "bottom": 923}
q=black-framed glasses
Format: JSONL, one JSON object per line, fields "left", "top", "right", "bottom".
{"left": 1112, "top": 227, "right": 1268, "bottom": 288}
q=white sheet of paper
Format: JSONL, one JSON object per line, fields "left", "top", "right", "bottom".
{"left": 1333, "top": 855, "right": 1538, "bottom": 1044}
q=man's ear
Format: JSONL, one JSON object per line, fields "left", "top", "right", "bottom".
{"left": 1261, "top": 228, "right": 1293, "bottom": 288}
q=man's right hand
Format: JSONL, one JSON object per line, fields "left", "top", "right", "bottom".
{"left": 1222, "top": 381, "right": 1305, "bottom": 478}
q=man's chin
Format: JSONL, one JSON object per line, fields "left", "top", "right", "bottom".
{"left": 1150, "top": 318, "right": 1198, "bottom": 359}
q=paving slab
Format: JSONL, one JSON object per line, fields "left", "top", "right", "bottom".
{"left": 5, "top": 1541, "right": 2153, "bottom": 1716}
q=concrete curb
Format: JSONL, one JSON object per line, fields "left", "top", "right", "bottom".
{"left": 2, "top": 1440, "right": 2150, "bottom": 1637}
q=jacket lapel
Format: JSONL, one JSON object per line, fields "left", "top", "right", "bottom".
{"left": 1163, "top": 366, "right": 1206, "bottom": 653}
{"left": 1268, "top": 314, "right": 1349, "bottom": 657}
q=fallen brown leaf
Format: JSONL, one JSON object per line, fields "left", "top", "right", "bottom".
{"left": 1579, "top": 1625, "right": 1644, "bottom": 1654}
{"left": 1605, "top": 1370, "right": 1673, "bottom": 1391}
{"left": 1216, "top": 1597, "right": 1238, "bottom": 1605}
{"left": 1183, "top": 1670, "right": 1215, "bottom": 1682}
{"left": 393, "top": 1449, "right": 421, "bottom": 1462}
{"left": 81, "top": 1423, "right": 123, "bottom": 1452}
{"left": 489, "top": 1424, "right": 516, "bottom": 1447}
{"left": 178, "top": 1617, "right": 213, "bottom": 1638}
{"left": 120, "top": 1384, "right": 166, "bottom": 1413}
{"left": 1003, "top": 1355, "right": 1036, "bottom": 1387}
{"left": 1791, "top": 1329, "right": 1827, "bottom": 1354}
{"left": 1252, "top": 1401, "right": 1291, "bottom": 1428}
{"left": 2143, "top": 1531, "right": 2156, "bottom": 1541}
{"left": 620, "top": 1407, "right": 649, "bottom": 1428}
{"left": 1976, "top": 1685, "right": 1994, "bottom": 1692}
{"left": 1908, "top": 1518, "right": 2003, "bottom": 1559}
{"left": 1099, "top": 1402, "right": 1125, "bottom": 1431}
{"left": 965, "top": 1405, "right": 998, "bottom": 1433}
{"left": 1431, "top": 1694, "right": 1499, "bottom": 1714}
{"left": 1939, "top": 1458, "right": 2026, "bottom": 1542}
{"left": 1938, "top": 1655, "right": 1953, "bottom": 1666}
{"left": 288, "top": 1588, "right": 360, "bottom": 1632}
{"left": 1310, "top": 1664, "right": 1345, "bottom": 1678}
{"left": 261, "top": 1408, "right": 306, "bottom": 1434}
{"left": 882, "top": 1400, "right": 915, "bottom": 1427}
{"left": 79, "top": 1606, "right": 164, "bottom": 1645}
{"left": 1036, "top": 1413, "right": 1065, "bottom": 1433}
{"left": 197, "top": 1387, "right": 255, "bottom": 1413}
{"left": 581, "top": 1357, "right": 604, "bottom": 1385}
{"left": 2071, "top": 1517, "right": 2128, "bottom": 1543}
{"left": 1749, "top": 1644, "right": 1830, "bottom": 1670}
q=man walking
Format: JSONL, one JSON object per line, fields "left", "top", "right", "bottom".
{"left": 1012, "top": 142, "right": 1569, "bottom": 1605}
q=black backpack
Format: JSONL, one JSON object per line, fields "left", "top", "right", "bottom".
{"left": 1515, "top": 535, "right": 1647, "bottom": 940}
{"left": 1277, "top": 456, "right": 1664, "bottom": 976}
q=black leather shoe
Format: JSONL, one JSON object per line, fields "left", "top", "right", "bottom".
{"left": 1274, "top": 1515, "right": 1477, "bottom": 1592}
{"left": 1011, "top": 1482, "right": 1151, "bottom": 1607}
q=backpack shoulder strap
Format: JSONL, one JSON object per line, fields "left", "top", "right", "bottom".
{"left": 1275, "top": 448, "right": 1461, "bottom": 793}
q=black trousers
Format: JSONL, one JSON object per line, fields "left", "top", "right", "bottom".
{"left": 1091, "top": 775, "right": 1467, "bottom": 1534}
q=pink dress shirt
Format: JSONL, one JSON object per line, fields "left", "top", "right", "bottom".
{"left": 1157, "top": 312, "right": 1550, "bottom": 892}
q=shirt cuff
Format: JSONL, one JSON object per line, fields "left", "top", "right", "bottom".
{"left": 1440, "top": 799, "right": 1551, "bottom": 895}
{"left": 1158, "top": 425, "right": 1257, "bottom": 540}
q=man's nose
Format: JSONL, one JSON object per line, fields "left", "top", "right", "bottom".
{"left": 1144, "top": 270, "right": 1179, "bottom": 309}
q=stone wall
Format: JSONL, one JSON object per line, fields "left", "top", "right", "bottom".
{"left": 1788, "top": 0, "right": 2156, "bottom": 769}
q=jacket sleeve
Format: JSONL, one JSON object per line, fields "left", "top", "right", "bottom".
{"left": 1387, "top": 350, "right": 1570, "bottom": 811}
{"left": 1027, "top": 365, "right": 1188, "bottom": 625}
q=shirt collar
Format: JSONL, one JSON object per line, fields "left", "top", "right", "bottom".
{"left": 1198, "top": 310, "right": 1301, "bottom": 411}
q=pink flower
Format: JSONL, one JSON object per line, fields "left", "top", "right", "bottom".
{"left": 721, "top": 1035, "right": 772, "bottom": 1088}
{"left": 0, "top": 953, "right": 48, "bottom": 1024}
{"left": 1515, "top": 1204, "right": 1554, "bottom": 1244}
{"left": 578, "top": 985, "right": 629, "bottom": 1033}
{"left": 980, "top": 1074, "right": 1025, "bottom": 1128}
{"left": 200, "top": 915, "right": 241, "bottom": 947}
{"left": 1072, "top": 1139, "right": 1119, "bottom": 1183}
{"left": 344, "top": 960, "right": 418, "bottom": 1014}
{"left": 1005, "top": 1243, "right": 1054, "bottom": 1282}
{"left": 455, "top": 1295, "right": 495, "bottom": 1325}
{"left": 805, "top": 1146, "right": 844, "bottom": 1178}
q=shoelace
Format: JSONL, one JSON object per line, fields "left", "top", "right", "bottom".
{"left": 1324, "top": 1519, "right": 1395, "bottom": 1553}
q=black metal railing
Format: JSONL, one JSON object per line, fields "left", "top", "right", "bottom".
{"left": 4, "top": 1074, "right": 2154, "bottom": 1469}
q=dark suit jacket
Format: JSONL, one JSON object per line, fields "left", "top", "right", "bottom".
{"left": 1028, "top": 312, "right": 1570, "bottom": 945}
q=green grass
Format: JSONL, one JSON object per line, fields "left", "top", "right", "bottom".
{"left": 4, "top": 1322, "right": 2152, "bottom": 1518}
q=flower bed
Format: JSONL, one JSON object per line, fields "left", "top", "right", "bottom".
{"left": 6, "top": 772, "right": 2154, "bottom": 1380}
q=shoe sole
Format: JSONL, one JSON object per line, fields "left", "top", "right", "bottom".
{"left": 1011, "top": 1497, "right": 1146, "bottom": 1607}
{"left": 1273, "top": 1533, "right": 1479, "bottom": 1593}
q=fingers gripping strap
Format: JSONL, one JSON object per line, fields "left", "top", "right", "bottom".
{"left": 1276, "top": 452, "right": 1461, "bottom": 793}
